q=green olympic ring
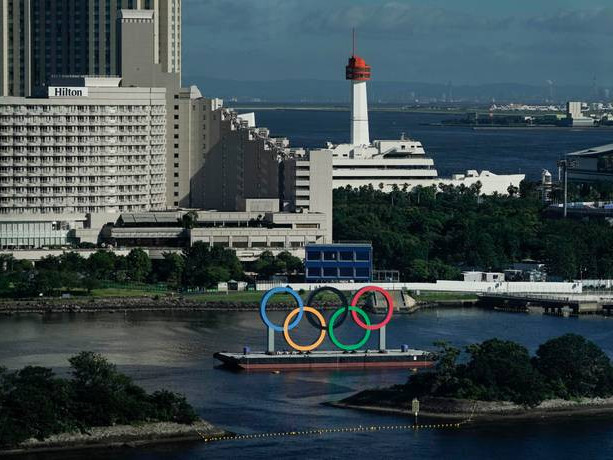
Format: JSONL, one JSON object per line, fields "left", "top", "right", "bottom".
{"left": 328, "top": 306, "right": 371, "bottom": 351}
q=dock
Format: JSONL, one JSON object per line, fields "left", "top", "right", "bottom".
{"left": 478, "top": 292, "right": 613, "bottom": 316}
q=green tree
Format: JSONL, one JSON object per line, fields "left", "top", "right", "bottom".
{"left": 126, "top": 248, "right": 152, "bottom": 283}
{"left": 180, "top": 211, "right": 199, "bottom": 230}
{"left": 158, "top": 252, "right": 185, "bottom": 288}
{"left": 277, "top": 251, "right": 303, "bottom": 274}
{"left": 31, "top": 270, "right": 63, "bottom": 297}
{"left": 69, "top": 352, "right": 148, "bottom": 426}
{"left": 0, "top": 367, "right": 77, "bottom": 446}
{"left": 534, "top": 334, "right": 613, "bottom": 399}
{"left": 253, "top": 251, "right": 285, "bottom": 278}
{"left": 462, "top": 339, "right": 547, "bottom": 407}
{"left": 87, "top": 251, "right": 117, "bottom": 280}
{"left": 183, "top": 242, "right": 242, "bottom": 288}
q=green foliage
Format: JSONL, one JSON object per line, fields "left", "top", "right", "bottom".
{"left": 87, "top": 251, "right": 118, "bottom": 280}
{"left": 148, "top": 390, "right": 198, "bottom": 425}
{"left": 0, "top": 366, "right": 78, "bottom": 447}
{"left": 126, "top": 249, "right": 152, "bottom": 283}
{"left": 180, "top": 211, "right": 199, "bottom": 230}
{"left": 534, "top": 334, "right": 613, "bottom": 399}
{"left": 460, "top": 340, "right": 547, "bottom": 407}
{"left": 333, "top": 182, "right": 613, "bottom": 280}
{"left": 183, "top": 242, "right": 243, "bottom": 288}
{"left": 250, "top": 251, "right": 303, "bottom": 279}
{"left": 405, "top": 335, "right": 613, "bottom": 408}
{"left": 157, "top": 252, "right": 185, "bottom": 288}
{"left": 0, "top": 353, "right": 198, "bottom": 449}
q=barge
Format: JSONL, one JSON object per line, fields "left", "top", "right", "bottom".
{"left": 214, "top": 349, "right": 435, "bottom": 372}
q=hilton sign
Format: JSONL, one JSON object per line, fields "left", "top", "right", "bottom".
{"left": 48, "top": 87, "right": 89, "bottom": 98}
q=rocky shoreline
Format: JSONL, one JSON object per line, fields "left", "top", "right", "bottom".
{"left": 0, "top": 296, "right": 477, "bottom": 315}
{"left": 0, "top": 419, "right": 227, "bottom": 456}
{"left": 335, "top": 391, "right": 613, "bottom": 423}
{"left": 0, "top": 296, "right": 305, "bottom": 314}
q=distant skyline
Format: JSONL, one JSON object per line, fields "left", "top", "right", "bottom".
{"left": 182, "top": 0, "right": 613, "bottom": 87}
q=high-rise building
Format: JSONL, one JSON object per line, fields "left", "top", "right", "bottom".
{"left": 0, "top": 77, "right": 167, "bottom": 216}
{"left": 0, "top": 0, "right": 181, "bottom": 97}
{"left": 0, "top": 0, "right": 31, "bottom": 97}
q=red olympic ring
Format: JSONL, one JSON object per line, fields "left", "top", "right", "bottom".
{"left": 350, "top": 286, "right": 394, "bottom": 331}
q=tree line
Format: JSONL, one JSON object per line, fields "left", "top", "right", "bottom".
{"left": 333, "top": 182, "right": 613, "bottom": 281}
{"left": 0, "top": 244, "right": 304, "bottom": 298}
{"left": 0, "top": 352, "right": 197, "bottom": 448}
{"left": 403, "top": 334, "right": 613, "bottom": 408}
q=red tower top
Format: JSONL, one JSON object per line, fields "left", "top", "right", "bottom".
{"left": 346, "top": 55, "right": 371, "bottom": 81}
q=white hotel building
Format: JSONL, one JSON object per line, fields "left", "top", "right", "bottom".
{"left": 0, "top": 78, "right": 167, "bottom": 216}
{"left": 0, "top": 78, "right": 167, "bottom": 248}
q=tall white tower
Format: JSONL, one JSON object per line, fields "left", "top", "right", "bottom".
{"left": 346, "top": 49, "right": 371, "bottom": 146}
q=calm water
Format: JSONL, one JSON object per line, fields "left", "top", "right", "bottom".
{"left": 3, "top": 309, "right": 613, "bottom": 459}
{"left": 250, "top": 110, "right": 613, "bottom": 180}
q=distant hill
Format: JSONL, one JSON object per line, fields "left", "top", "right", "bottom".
{"left": 187, "top": 76, "right": 603, "bottom": 104}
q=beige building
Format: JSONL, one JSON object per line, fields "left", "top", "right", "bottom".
{"left": 283, "top": 149, "right": 333, "bottom": 242}
{"left": 118, "top": 8, "right": 208, "bottom": 209}
{"left": 0, "top": 0, "right": 181, "bottom": 97}
{"left": 111, "top": 199, "right": 330, "bottom": 262}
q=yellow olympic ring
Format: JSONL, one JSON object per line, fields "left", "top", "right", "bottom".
{"left": 283, "top": 307, "right": 327, "bottom": 352}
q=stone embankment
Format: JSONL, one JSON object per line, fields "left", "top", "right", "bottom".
{"left": 0, "top": 297, "right": 346, "bottom": 314}
{"left": 0, "top": 419, "right": 227, "bottom": 456}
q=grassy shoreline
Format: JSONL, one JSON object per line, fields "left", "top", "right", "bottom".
{"left": 0, "top": 420, "right": 227, "bottom": 457}
{"left": 332, "top": 396, "right": 613, "bottom": 424}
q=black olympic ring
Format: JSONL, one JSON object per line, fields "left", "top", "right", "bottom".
{"left": 305, "top": 287, "right": 350, "bottom": 331}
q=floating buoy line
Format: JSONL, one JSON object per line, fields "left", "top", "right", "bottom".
{"left": 196, "top": 419, "right": 474, "bottom": 444}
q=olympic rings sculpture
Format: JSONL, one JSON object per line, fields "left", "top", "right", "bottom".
{"left": 259, "top": 285, "right": 394, "bottom": 352}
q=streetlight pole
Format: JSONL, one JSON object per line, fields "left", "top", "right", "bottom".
{"left": 558, "top": 158, "right": 578, "bottom": 219}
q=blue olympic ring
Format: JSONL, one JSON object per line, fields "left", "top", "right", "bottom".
{"left": 259, "top": 286, "right": 304, "bottom": 332}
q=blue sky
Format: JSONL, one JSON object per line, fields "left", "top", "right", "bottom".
{"left": 182, "top": 0, "right": 613, "bottom": 85}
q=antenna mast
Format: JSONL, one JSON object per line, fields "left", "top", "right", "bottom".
{"left": 352, "top": 28, "right": 355, "bottom": 56}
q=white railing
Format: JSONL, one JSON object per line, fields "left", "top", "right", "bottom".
{"left": 254, "top": 280, "right": 583, "bottom": 294}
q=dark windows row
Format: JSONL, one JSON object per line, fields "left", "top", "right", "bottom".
{"left": 306, "top": 249, "right": 370, "bottom": 262}
{"left": 306, "top": 267, "right": 370, "bottom": 278}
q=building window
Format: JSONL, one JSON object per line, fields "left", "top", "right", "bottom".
{"left": 324, "top": 251, "right": 338, "bottom": 261}
{"left": 323, "top": 267, "right": 337, "bottom": 277}
{"left": 306, "top": 250, "right": 321, "bottom": 261}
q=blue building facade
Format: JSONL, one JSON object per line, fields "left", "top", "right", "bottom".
{"left": 304, "top": 244, "right": 373, "bottom": 283}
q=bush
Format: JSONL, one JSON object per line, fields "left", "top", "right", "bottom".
{"left": 534, "top": 334, "right": 613, "bottom": 399}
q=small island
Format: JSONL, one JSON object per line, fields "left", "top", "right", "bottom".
{"left": 0, "top": 352, "right": 225, "bottom": 455}
{"left": 337, "top": 334, "right": 613, "bottom": 422}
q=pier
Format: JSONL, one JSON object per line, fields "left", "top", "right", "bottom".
{"left": 478, "top": 292, "right": 613, "bottom": 316}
